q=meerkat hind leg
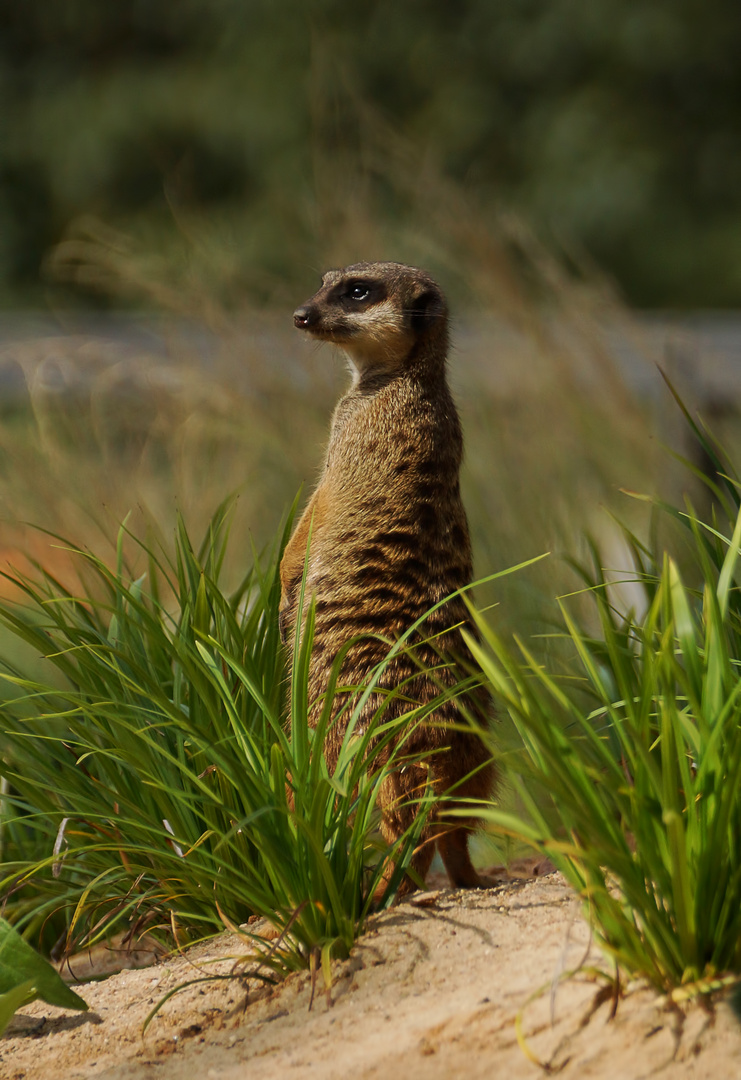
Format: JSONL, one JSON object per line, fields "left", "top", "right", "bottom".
{"left": 373, "top": 771, "right": 437, "bottom": 904}
{"left": 436, "top": 826, "right": 489, "bottom": 889}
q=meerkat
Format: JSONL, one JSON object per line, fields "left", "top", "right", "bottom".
{"left": 280, "top": 261, "right": 495, "bottom": 893}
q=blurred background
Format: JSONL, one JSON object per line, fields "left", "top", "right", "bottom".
{"left": 4, "top": 0, "right": 741, "bottom": 309}
{"left": 0, "top": 0, "right": 740, "bottom": 633}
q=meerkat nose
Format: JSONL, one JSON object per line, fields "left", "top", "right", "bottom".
{"left": 293, "top": 306, "right": 315, "bottom": 329}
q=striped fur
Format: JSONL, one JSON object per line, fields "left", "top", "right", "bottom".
{"left": 281, "top": 262, "right": 495, "bottom": 893}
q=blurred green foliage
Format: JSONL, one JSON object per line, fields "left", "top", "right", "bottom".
{"left": 2, "top": 1, "right": 741, "bottom": 308}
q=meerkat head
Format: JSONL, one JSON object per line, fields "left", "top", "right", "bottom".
{"left": 293, "top": 261, "right": 448, "bottom": 380}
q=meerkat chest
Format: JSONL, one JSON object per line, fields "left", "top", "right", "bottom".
{"left": 324, "top": 383, "right": 447, "bottom": 484}
{"left": 316, "top": 409, "right": 464, "bottom": 562}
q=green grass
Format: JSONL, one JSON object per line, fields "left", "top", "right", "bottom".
{"left": 0, "top": 501, "right": 437, "bottom": 976}
{"left": 5, "top": 462, "right": 739, "bottom": 998}
{"left": 467, "top": 418, "right": 741, "bottom": 991}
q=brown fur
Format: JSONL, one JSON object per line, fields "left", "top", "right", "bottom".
{"left": 280, "top": 261, "right": 495, "bottom": 894}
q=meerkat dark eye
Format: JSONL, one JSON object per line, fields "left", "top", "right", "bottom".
{"left": 348, "top": 283, "right": 371, "bottom": 301}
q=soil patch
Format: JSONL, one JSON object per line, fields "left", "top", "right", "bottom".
{"left": 3, "top": 874, "right": 740, "bottom": 1080}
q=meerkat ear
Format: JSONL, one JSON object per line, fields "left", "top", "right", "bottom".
{"left": 408, "top": 287, "right": 444, "bottom": 334}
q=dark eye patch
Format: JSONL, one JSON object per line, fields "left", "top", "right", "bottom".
{"left": 336, "top": 280, "right": 386, "bottom": 305}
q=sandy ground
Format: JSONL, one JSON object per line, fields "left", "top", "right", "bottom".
{"left": 3, "top": 873, "right": 741, "bottom": 1080}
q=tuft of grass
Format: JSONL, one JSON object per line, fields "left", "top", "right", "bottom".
{"left": 467, "top": 464, "right": 741, "bottom": 991}
{"left": 0, "top": 501, "right": 434, "bottom": 977}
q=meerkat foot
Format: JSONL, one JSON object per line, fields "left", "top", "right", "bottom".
{"left": 437, "top": 827, "right": 491, "bottom": 889}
